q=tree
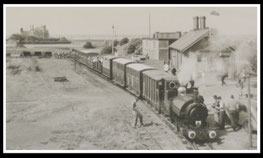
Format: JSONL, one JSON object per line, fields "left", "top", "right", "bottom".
{"left": 114, "top": 40, "right": 119, "bottom": 47}
{"left": 120, "top": 38, "right": 129, "bottom": 46}
{"left": 100, "top": 46, "right": 112, "bottom": 54}
{"left": 83, "top": 41, "right": 95, "bottom": 49}
{"left": 249, "top": 54, "right": 257, "bottom": 74}
{"left": 127, "top": 44, "right": 136, "bottom": 54}
{"left": 9, "top": 34, "right": 25, "bottom": 41}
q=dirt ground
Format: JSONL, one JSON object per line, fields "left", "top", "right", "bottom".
{"left": 5, "top": 55, "right": 258, "bottom": 151}
{"left": 197, "top": 72, "right": 258, "bottom": 150}
{"left": 5, "top": 57, "right": 191, "bottom": 150}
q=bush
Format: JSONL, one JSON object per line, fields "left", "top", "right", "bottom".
{"left": 35, "top": 66, "right": 41, "bottom": 72}
{"left": 7, "top": 64, "right": 21, "bottom": 75}
{"left": 100, "top": 46, "right": 112, "bottom": 54}
{"left": 119, "top": 38, "right": 129, "bottom": 46}
{"left": 84, "top": 41, "right": 95, "bottom": 49}
{"left": 127, "top": 44, "right": 136, "bottom": 54}
{"left": 9, "top": 34, "right": 26, "bottom": 41}
{"left": 249, "top": 54, "right": 257, "bottom": 73}
{"left": 7, "top": 65, "right": 20, "bottom": 70}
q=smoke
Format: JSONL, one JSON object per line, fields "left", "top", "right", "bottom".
{"left": 176, "top": 34, "right": 257, "bottom": 86}
{"left": 177, "top": 52, "right": 197, "bottom": 85}
{"left": 208, "top": 30, "right": 257, "bottom": 74}
{"left": 233, "top": 40, "right": 257, "bottom": 73}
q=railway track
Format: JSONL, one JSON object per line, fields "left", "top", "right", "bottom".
{"left": 141, "top": 98, "right": 214, "bottom": 150}
{"left": 72, "top": 58, "right": 215, "bottom": 150}
{"left": 191, "top": 142, "right": 214, "bottom": 150}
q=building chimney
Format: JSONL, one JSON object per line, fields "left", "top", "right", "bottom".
{"left": 199, "top": 16, "right": 206, "bottom": 29}
{"left": 193, "top": 16, "right": 199, "bottom": 30}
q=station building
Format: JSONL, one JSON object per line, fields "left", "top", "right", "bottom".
{"left": 169, "top": 16, "right": 237, "bottom": 79}
{"left": 142, "top": 32, "right": 181, "bottom": 61}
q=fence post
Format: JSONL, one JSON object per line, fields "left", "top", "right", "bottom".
{"left": 247, "top": 74, "right": 252, "bottom": 148}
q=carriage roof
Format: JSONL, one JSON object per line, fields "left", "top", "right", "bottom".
{"left": 143, "top": 70, "right": 166, "bottom": 80}
{"left": 102, "top": 55, "right": 120, "bottom": 60}
{"left": 113, "top": 58, "right": 135, "bottom": 65}
{"left": 127, "top": 63, "right": 155, "bottom": 72}
{"left": 143, "top": 70, "right": 179, "bottom": 81}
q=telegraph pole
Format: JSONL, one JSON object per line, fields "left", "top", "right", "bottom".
{"left": 247, "top": 73, "right": 253, "bottom": 148}
{"left": 114, "top": 28, "right": 117, "bottom": 41}
{"left": 149, "top": 14, "right": 151, "bottom": 38}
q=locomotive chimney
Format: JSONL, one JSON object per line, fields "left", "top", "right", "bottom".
{"left": 199, "top": 16, "right": 206, "bottom": 29}
{"left": 193, "top": 16, "right": 199, "bottom": 30}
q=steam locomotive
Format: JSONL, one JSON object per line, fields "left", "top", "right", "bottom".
{"left": 68, "top": 50, "right": 217, "bottom": 141}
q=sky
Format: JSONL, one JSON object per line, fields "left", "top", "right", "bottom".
{"left": 5, "top": 5, "right": 258, "bottom": 37}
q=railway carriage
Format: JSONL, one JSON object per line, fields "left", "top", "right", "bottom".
{"left": 142, "top": 70, "right": 163, "bottom": 111}
{"left": 77, "top": 53, "right": 89, "bottom": 66}
{"left": 69, "top": 50, "right": 93, "bottom": 68}
{"left": 101, "top": 55, "right": 121, "bottom": 79}
{"left": 112, "top": 58, "right": 136, "bottom": 87}
{"left": 142, "top": 70, "right": 179, "bottom": 113}
{"left": 91, "top": 58, "right": 102, "bottom": 73}
{"left": 126, "top": 63, "right": 155, "bottom": 97}
{"left": 162, "top": 75, "right": 180, "bottom": 114}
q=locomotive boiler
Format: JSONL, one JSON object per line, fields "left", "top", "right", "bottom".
{"left": 168, "top": 87, "right": 217, "bottom": 141}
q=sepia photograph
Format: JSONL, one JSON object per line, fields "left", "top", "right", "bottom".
{"left": 3, "top": 4, "right": 260, "bottom": 153}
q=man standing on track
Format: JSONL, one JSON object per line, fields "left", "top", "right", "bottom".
{"left": 132, "top": 97, "right": 144, "bottom": 128}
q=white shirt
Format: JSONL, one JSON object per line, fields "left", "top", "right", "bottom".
{"left": 217, "top": 100, "right": 225, "bottom": 111}
{"left": 163, "top": 64, "right": 169, "bottom": 72}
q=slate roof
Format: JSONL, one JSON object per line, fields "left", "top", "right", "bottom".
{"left": 169, "top": 28, "right": 210, "bottom": 53}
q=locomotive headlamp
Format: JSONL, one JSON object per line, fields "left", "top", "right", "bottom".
{"left": 208, "top": 130, "right": 217, "bottom": 139}
{"left": 169, "top": 82, "right": 176, "bottom": 89}
{"left": 188, "top": 131, "right": 196, "bottom": 139}
{"left": 195, "top": 120, "right": 202, "bottom": 127}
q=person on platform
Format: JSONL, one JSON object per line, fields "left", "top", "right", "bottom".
{"left": 171, "top": 66, "right": 177, "bottom": 76}
{"left": 221, "top": 73, "right": 228, "bottom": 86}
{"left": 193, "top": 89, "right": 204, "bottom": 104}
{"left": 239, "top": 69, "right": 246, "bottom": 96}
{"left": 225, "top": 95, "right": 243, "bottom": 131}
{"left": 163, "top": 61, "right": 169, "bottom": 73}
{"left": 212, "top": 95, "right": 220, "bottom": 125}
{"left": 216, "top": 96, "right": 226, "bottom": 130}
{"left": 185, "top": 79, "right": 195, "bottom": 94}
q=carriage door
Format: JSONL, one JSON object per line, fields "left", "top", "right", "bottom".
{"left": 158, "top": 79, "right": 165, "bottom": 114}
